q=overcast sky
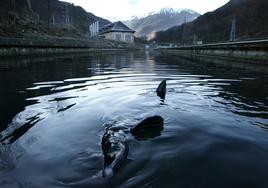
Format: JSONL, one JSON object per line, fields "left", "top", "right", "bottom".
{"left": 62, "top": 0, "right": 229, "bottom": 21}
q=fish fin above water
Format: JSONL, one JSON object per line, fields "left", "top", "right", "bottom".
{"left": 156, "top": 80, "right": 166, "bottom": 100}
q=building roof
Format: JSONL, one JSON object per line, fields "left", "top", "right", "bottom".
{"left": 99, "top": 21, "right": 135, "bottom": 34}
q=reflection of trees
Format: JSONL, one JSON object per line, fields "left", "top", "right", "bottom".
{"left": 217, "top": 91, "right": 268, "bottom": 118}
{"left": 0, "top": 51, "right": 137, "bottom": 142}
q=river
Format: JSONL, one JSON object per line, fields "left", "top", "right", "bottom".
{"left": 0, "top": 51, "right": 268, "bottom": 188}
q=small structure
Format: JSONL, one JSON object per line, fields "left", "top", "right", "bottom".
{"left": 99, "top": 21, "right": 135, "bottom": 43}
{"left": 229, "top": 17, "right": 236, "bottom": 42}
{"left": 89, "top": 21, "right": 99, "bottom": 37}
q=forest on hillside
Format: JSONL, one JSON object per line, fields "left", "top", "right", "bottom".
{"left": 0, "top": 0, "right": 110, "bottom": 38}
{"left": 153, "top": 0, "right": 268, "bottom": 44}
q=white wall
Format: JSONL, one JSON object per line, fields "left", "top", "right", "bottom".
{"left": 104, "top": 32, "right": 134, "bottom": 43}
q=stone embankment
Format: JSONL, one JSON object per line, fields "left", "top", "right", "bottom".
{"left": 0, "top": 36, "right": 137, "bottom": 56}
{"left": 158, "top": 39, "right": 268, "bottom": 65}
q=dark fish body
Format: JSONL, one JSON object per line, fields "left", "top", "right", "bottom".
{"left": 156, "top": 80, "right": 166, "bottom": 100}
{"left": 132, "top": 116, "right": 164, "bottom": 130}
{"left": 101, "top": 115, "right": 164, "bottom": 177}
{"left": 131, "top": 116, "right": 164, "bottom": 140}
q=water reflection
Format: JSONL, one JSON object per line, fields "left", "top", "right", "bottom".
{"left": 1, "top": 113, "right": 42, "bottom": 144}
{"left": 0, "top": 143, "right": 27, "bottom": 187}
{"left": 0, "top": 51, "right": 267, "bottom": 188}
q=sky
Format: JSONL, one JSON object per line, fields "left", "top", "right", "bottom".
{"left": 63, "top": 0, "right": 229, "bottom": 21}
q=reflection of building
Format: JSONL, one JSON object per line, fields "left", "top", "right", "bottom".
{"left": 98, "top": 21, "right": 135, "bottom": 44}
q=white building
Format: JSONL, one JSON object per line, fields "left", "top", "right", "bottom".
{"left": 98, "top": 21, "right": 135, "bottom": 44}
{"left": 89, "top": 21, "right": 99, "bottom": 37}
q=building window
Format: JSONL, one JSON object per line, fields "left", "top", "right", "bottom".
{"left": 115, "top": 34, "right": 121, "bottom": 41}
{"left": 125, "top": 35, "right": 132, "bottom": 43}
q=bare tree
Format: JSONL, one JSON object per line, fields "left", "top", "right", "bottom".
{"left": 47, "top": 0, "right": 50, "bottom": 30}
{"left": 26, "top": 0, "right": 32, "bottom": 11}
{"left": 12, "top": 0, "right": 16, "bottom": 25}
{"left": 12, "top": 0, "right": 15, "bottom": 10}
{"left": 65, "top": 5, "right": 69, "bottom": 24}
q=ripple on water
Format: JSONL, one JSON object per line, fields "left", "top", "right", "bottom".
{"left": 1, "top": 53, "right": 268, "bottom": 188}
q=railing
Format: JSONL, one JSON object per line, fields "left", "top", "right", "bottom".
{"left": 158, "top": 39, "right": 268, "bottom": 50}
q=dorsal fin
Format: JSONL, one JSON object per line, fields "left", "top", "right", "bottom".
{"left": 156, "top": 80, "right": 166, "bottom": 100}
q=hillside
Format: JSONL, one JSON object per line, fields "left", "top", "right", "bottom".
{"left": 0, "top": 0, "right": 110, "bottom": 38}
{"left": 124, "top": 8, "right": 200, "bottom": 40}
{"left": 153, "top": 0, "right": 268, "bottom": 44}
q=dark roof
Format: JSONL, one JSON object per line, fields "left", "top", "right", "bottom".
{"left": 99, "top": 21, "right": 135, "bottom": 34}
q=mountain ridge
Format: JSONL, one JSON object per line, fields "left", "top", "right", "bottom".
{"left": 124, "top": 8, "right": 200, "bottom": 40}
{"left": 153, "top": 0, "right": 268, "bottom": 44}
{"left": 0, "top": 0, "right": 110, "bottom": 38}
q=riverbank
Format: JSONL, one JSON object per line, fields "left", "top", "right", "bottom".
{"left": 0, "top": 36, "right": 140, "bottom": 57}
{"left": 158, "top": 51, "right": 268, "bottom": 74}
{"left": 158, "top": 39, "right": 268, "bottom": 65}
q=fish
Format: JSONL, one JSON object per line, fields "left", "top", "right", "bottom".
{"left": 131, "top": 116, "right": 164, "bottom": 140}
{"left": 156, "top": 80, "right": 166, "bottom": 100}
{"left": 101, "top": 128, "right": 129, "bottom": 178}
{"left": 101, "top": 115, "right": 164, "bottom": 177}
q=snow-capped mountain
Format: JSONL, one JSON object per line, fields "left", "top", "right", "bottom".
{"left": 124, "top": 8, "right": 200, "bottom": 39}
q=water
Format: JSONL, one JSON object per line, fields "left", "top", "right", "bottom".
{"left": 0, "top": 51, "right": 268, "bottom": 188}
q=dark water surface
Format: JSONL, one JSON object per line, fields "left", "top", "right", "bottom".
{"left": 0, "top": 51, "right": 268, "bottom": 188}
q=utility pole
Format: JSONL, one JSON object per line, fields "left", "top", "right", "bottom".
{"left": 65, "top": 5, "right": 69, "bottom": 24}
{"left": 52, "top": 14, "right": 55, "bottom": 25}
{"left": 27, "top": 0, "right": 32, "bottom": 11}
{"left": 12, "top": 0, "right": 16, "bottom": 12}
{"left": 193, "top": 34, "right": 197, "bottom": 45}
{"left": 12, "top": 0, "right": 16, "bottom": 25}
{"left": 181, "top": 16, "right": 187, "bottom": 45}
{"left": 47, "top": 0, "right": 50, "bottom": 32}
{"left": 229, "top": 17, "right": 236, "bottom": 42}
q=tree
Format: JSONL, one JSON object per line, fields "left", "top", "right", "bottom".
{"left": 12, "top": 0, "right": 16, "bottom": 24}
{"left": 47, "top": 0, "right": 50, "bottom": 29}
{"left": 26, "top": 0, "right": 32, "bottom": 11}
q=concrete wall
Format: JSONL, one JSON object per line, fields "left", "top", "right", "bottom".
{"left": 104, "top": 32, "right": 114, "bottom": 41}
{"left": 0, "top": 37, "right": 136, "bottom": 57}
{"left": 0, "top": 46, "right": 93, "bottom": 56}
{"left": 160, "top": 40, "right": 268, "bottom": 65}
